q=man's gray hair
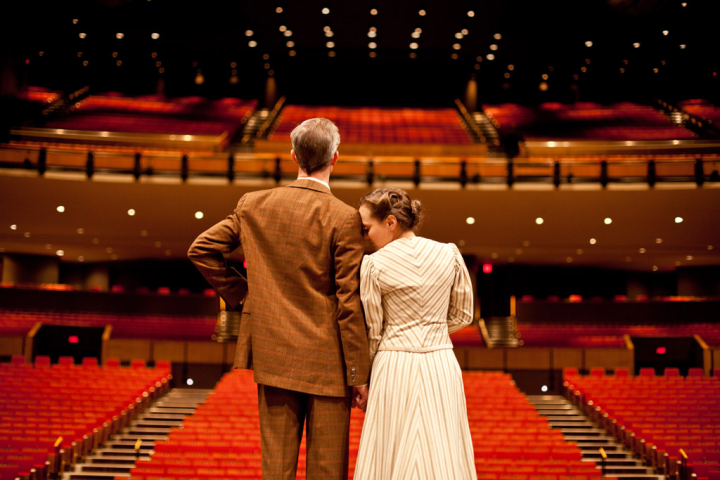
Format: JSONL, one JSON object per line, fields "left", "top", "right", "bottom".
{"left": 290, "top": 118, "right": 341, "bottom": 175}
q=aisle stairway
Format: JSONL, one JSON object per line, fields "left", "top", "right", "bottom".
{"left": 484, "top": 316, "right": 520, "bottom": 347}
{"left": 61, "top": 389, "right": 212, "bottom": 480}
{"left": 528, "top": 395, "right": 664, "bottom": 480}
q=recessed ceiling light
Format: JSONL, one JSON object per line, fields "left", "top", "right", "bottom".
{"left": 56, "top": 205, "right": 65, "bottom": 213}
{"left": 522, "top": 240, "right": 530, "bottom": 247}
{"left": 140, "top": 230, "right": 148, "bottom": 236}
{"left": 467, "top": 10, "right": 475, "bottom": 17}
{"left": 663, "top": 30, "right": 669, "bottom": 36}
{"left": 77, "top": 228, "right": 84, "bottom": 234}
{"left": 106, "top": 247, "right": 113, "bottom": 254}
{"left": 576, "top": 249, "right": 583, "bottom": 255}
{"left": 92, "top": 238, "right": 100, "bottom": 244}
{"left": 455, "top": 32, "right": 463, "bottom": 39}
{"left": 165, "top": 249, "right": 172, "bottom": 256}
{"left": 78, "top": 256, "right": 84, "bottom": 262}
{"left": 656, "top": 238, "right": 663, "bottom": 244}
{"left": 276, "top": 6, "right": 283, "bottom": 13}
{"left": 249, "top": 41, "right": 257, "bottom": 47}
{"left": 24, "top": 232, "right": 31, "bottom": 238}
{"left": 489, "top": 44, "right": 498, "bottom": 51}
{"left": 585, "top": 41, "right": 593, "bottom": 47}
{"left": 604, "top": 218, "right": 612, "bottom": 225}
{"left": 709, "top": 245, "right": 714, "bottom": 250}
{"left": 368, "top": 42, "right": 377, "bottom": 49}
{"left": 589, "top": 238, "right": 597, "bottom": 245}
{"left": 639, "top": 248, "right": 646, "bottom": 253}
{"left": 566, "top": 257, "right": 573, "bottom": 263}
{"left": 466, "top": 217, "right": 475, "bottom": 225}
{"left": 410, "top": 42, "right": 418, "bottom": 49}
{"left": 245, "top": 30, "right": 254, "bottom": 36}
{"left": 633, "top": 42, "right": 641, "bottom": 48}
{"left": 10, "top": 224, "right": 17, "bottom": 230}
{"left": 127, "top": 209, "right": 136, "bottom": 216}
{"left": 279, "top": 25, "right": 287, "bottom": 32}
{"left": 370, "top": 8, "right": 378, "bottom": 15}
{"left": 486, "top": 54, "right": 495, "bottom": 60}
{"left": 56, "top": 250, "right": 65, "bottom": 257}
{"left": 154, "top": 241, "right": 162, "bottom": 248}
{"left": 321, "top": 7, "right": 330, "bottom": 14}
{"left": 461, "top": 29, "right": 468, "bottom": 35}
{"left": 326, "top": 41, "right": 334, "bottom": 48}
{"left": 418, "top": 9, "right": 426, "bottom": 16}
{"left": 535, "top": 217, "right": 544, "bottom": 225}
{"left": 151, "top": 33, "right": 160, "bottom": 40}
{"left": 491, "top": 252, "right": 498, "bottom": 259}
{"left": 79, "top": 33, "right": 87, "bottom": 39}
{"left": 515, "top": 248, "right": 523, "bottom": 255}
{"left": 686, "top": 255, "right": 693, "bottom": 261}
{"left": 675, "top": 216, "right": 683, "bottom": 223}
{"left": 494, "top": 33, "right": 502, "bottom": 40}
{"left": 111, "top": 254, "right": 118, "bottom": 260}
{"left": 652, "top": 265, "right": 659, "bottom": 271}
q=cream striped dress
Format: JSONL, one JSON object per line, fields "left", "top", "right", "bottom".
{"left": 354, "top": 236, "right": 477, "bottom": 480}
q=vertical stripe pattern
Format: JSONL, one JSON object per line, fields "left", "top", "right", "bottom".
{"left": 355, "top": 237, "right": 477, "bottom": 479}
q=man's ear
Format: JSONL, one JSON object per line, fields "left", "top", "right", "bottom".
{"left": 330, "top": 151, "right": 338, "bottom": 166}
{"left": 291, "top": 150, "right": 298, "bottom": 165}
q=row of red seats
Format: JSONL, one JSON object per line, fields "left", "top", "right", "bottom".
{"left": 0, "top": 309, "right": 216, "bottom": 340}
{"left": 0, "top": 356, "right": 171, "bottom": 480}
{"left": 565, "top": 370, "right": 720, "bottom": 480}
{"left": 270, "top": 105, "right": 473, "bottom": 144}
{"left": 483, "top": 102, "right": 696, "bottom": 140}
{"left": 678, "top": 99, "right": 720, "bottom": 126}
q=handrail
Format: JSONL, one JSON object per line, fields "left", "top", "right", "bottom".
{"left": 256, "top": 96, "right": 287, "bottom": 139}
{"left": 478, "top": 319, "right": 492, "bottom": 349}
{"left": 455, "top": 98, "right": 485, "bottom": 143}
{"left": 24, "top": 321, "right": 42, "bottom": 361}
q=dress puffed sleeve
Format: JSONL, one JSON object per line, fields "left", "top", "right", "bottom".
{"left": 360, "top": 255, "right": 384, "bottom": 367}
{"left": 447, "top": 243, "right": 474, "bottom": 334}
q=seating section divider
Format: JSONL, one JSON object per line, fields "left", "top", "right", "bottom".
{"left": 121, "top": 370, "right": 612, "bottom": 480}
{"left": 564, "top": 369, "right": 720, "bottom": 480}
{"left": 0, "top": 356, "right": 171, "bottom": 480}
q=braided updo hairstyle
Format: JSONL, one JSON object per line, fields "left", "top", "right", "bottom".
{"left": 359, "top": 188, "right": 423, "bottom": 231}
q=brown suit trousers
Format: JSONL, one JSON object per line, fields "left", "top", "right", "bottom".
{"left": 188, "top": 179, "right": 370, "bottom": 478}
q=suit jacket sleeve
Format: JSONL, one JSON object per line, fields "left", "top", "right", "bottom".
{"left": 187, "top": 196, "right": 248, "bottom": 309}
{"left": 447, "top": 243, "right": 474, "bottom": 334}
{"left": 334, "top": 210, "right": 371, "bottom": 386}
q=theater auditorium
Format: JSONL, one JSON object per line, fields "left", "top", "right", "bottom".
{"left": 1, "top": 0, "right": 719, "bottom": 479}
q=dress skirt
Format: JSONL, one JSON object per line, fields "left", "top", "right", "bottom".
{"left": 354, "top": 348, "right": 477, "bottom": 480}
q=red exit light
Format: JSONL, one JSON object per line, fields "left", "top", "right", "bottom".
{"left": 482, "top": 264, "right": 492, "bottom": 274}
{"left": 68, "top": 336, "right": 79, "bottom": 344}
{"left": 656, "top": 347, "right": 666, "bottom": 354}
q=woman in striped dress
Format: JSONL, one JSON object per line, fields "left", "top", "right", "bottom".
{"left": 354, "top": 188, "right": 477, "bottom": 480}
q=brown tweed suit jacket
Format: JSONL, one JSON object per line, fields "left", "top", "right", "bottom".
{"left": 188, "top": 179, "right": 370, "bottom": 397}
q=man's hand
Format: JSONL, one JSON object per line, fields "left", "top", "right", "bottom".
{"left": 352, "top": 385, "right": 369, "bottom": 411}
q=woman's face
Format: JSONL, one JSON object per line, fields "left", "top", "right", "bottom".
{"left": 359, "top": 205, "right": 394, "bottom": 250}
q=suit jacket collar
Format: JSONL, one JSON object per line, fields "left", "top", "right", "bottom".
{"left": 288, "top": 178, "right": 332, "bottom": 195}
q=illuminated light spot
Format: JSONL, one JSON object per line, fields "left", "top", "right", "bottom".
{"left": 116, "top": 60, "right": 122, "bottom": 66}
{"left": 623, "top": 59, "right": 629, "bottom": 65}
{"left": 491, "top": 252, "right": 498, "bottom": 259}
{"left": 686, "top": 255, "right": 694, "bottom": 261}
{"left": 410, "top": 42, "right": 418, "bottom": 49}
{"left": 249, "top": 41, "right": 257, "bottom": 47}
{"left": 466, "top": 217, "right": 475, "bottom": 225}
{"left": 508, "top": 257, "right": 515, "bottom": 263}
{"left": 327, "top": 51, "right": 335, "bottom": 58}
{"left": 140, "top": 230, "right": 148, "bottom": 237}
{"left": 679, "top": 44, "right": 686, "bottom": 49}
{"left": 186, "top": 378, "right": 194, "bottom": 386}
{"left": 489, "top": 44, "right": 498, "bottom": 51}
{"left": 39, "top": 51, "right": 44, "bottom": 56}
{"left": 326, "top": 31, "right": 334, "bottom": 37}
{"left": 77, "top": 52, "right": 83, "bottom": 57}
{"left": 92, "top": 238, "right": 100, "bottom": 244}
{"left": 45, "top": 244, "right": 52, "bottom": 250}
{"left": 106, "top": 247, "right": 114, "bottom": 254}
{"left": 154, "top": 241, "right": 162, "bottom": 248}
{"left": 585, "top": 59, "right": 591, "bottom": 64}
{"left": 78, "top": 256, "right": 84, "bottom": 262}
{"left": 24, "top": 232, "right": 31, "bottom": 238}
{"left": 576, "top": 249, "right": 584, "bottom": 255}
{"left": 368, "top": 31, "right": 376, "bottom": 38}
{"left": 585, "top": 40, "right": 593, "bottom": 47}
{"left": 56, "top": 250, "right": 65, "bottom": 257}
{"left": 279, "top": 25, "right": 287, "bottom": 32}
{"left": 276, "top": 6, "right": 283, "bottom": 13}
{"left": 411, "top": 32, "right": 420, "bottom": 38}
{"left": 707, "top": 245, "right": 713, "bottom": 250}
{"left": 581, "top": 66, "right": 587, "bottom": 73}
{"left": 128, "top": 209, "right": 136, "bottom": 216}
{"left": 474, "top": 64, "right": 480, "bottom": 70}
{"left": 326, "top": 41, "right": 334, "bottom": 48}
{"left": 418, "top": 9, "right": 426, "bottom": 16}
{"left": 604, "top": 217, "right": 612, "bottom": 225}
{"left": 620, "top": 68, "right": 625, "bottom": 73}
{"left": 286, "top": 41, "right": 294, "bottom": 47}
{"left": 245, "top": 30, "right": 254, "bottom": 36}
{"left": 639, "top": 248, "right": 646, "bottom": 254}
{"left": 663, "top": 30, "right": 669, "bottom": 36}
{"left": 263, "top": 53, "right": 270, "bottom": 60}
{"left": 626, "top": 256, "right": 632, "bottom": 262}
{"left": 515, "top": 248, "right": 523, "bottom": 255}
{"left": 409, "top": 52, "right": 417, "bottom": 59}
{"left": 523, "top": 241, "right": 530, "bottom": 247}
{"left": 455, "top": 32, "right": 463, "bottom": 39}
{"left": 370, "top": 8, "right": 377, "bottom": 15}
{"left": 486, "top": 54, "right": 495, "bottom": 60}
{"left": 263, "top": 63, "right": 270, "bottom": 69}
{"left": 504, "top": 72, "right": 510, "bottom": 79}
{"left": 494, "top": 33, "right": 502, "bottom": 40}
{"left": 589, "top": 238, "right": 597, "bottom": 245}
{"left": 158, "top": 67, "right": 164, "bottom": 73}
{"left": 152, "top": 52, "right": 157, "bottom": 58}
{"left": 284, "top": 30, "right": 292, "bottom": 37}
{"left": 467, "top": 10, "right": 475, "bottom": 17}
{"left": 112, "top": 52, "right": 118, "bottom": 58}
{"left": 675, "top": 216, "right": 683, "bottom": 223}
{"left": 289, "top": 50, "right": 297, "bottom": 56}
{"left": 368, "top": 42, "right": 377, "bottom": 49}
{"left": 322, "top": 7, "right": 330, "bottom": 14}
{"left": 542, "top": 73, "right": 548, "bottom": 80}
{"left": 461, "top": 29, "right": 468, "bottom": 35}
{"left": 535, "top": 217, "right": 544, "bottom": 225}
{"left": 450, "top": 53, "right": 458, "bottom": 60}
{"left": 541, "top": 385, "right": 548, "bottom": 392}
{"left": 56, "top": 205, "right": 65, "bottom": 213}
{"left": 369, "top": 27, "right": 377, "bottom": 32}
{"left": 652, "top": 265, "right": 659, "bottom": 271}
{"left": 453, "top": 43, "right": 461, "bottom": 50}
{"left": 633, "top": 42, "right": 640, "bottom": 48}
{"left": 482, "top": 264, "right": 492, "bottom": 274}
{"left": 681, "top": 2, "right": 687, "bottom": 6}
{"left": 151, "top": 33, "right": 160, "bottom": 39}
{"left": 566, "top": 257, "right": 573, "bottom": 263}
{"left": 476, "top": 56, "right": 483, "bottom": 62}
{"left": 76, "top": 228, "right": 84, "bottom": 235}
{"left": 369, "top": 51, "right": 377, "bottom": 58}
{"left": 156, "top": 61, "right": 162, "bottom": 67}
{"left": 72, "top": 19, "right": 78, "bottom": 24}
{"left": 116, "top": 33, "right": 124, "bottom": 39}
{"left": 165, "top": 249, "right": 172, "bottom": 256}
{"left": 508, "top": 64, "right": 514, "bottom": 71}
{"left": 79, "top": 33, "right": 86, "bottom": 39}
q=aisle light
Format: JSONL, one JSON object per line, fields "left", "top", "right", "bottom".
{"left": 186, "top": 378, "right": 194, "bottom": 386}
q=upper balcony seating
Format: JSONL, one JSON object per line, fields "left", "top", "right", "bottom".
{"left": 679, "top": 99, "right": 720, "bottom": 126}
{"left": 269, "top": 105, "right": 473, "bottom": 144}
{"left": 483, "top": 102, "right": 696, "bottom": 141}
{"left": 565, "top": 369, "right": 720, "bottom": 480}
{"left": 0, "top": 356, "right": 170, "bottom": 480}
{"left": 0, "top": 310, "right": 216, "bottom": 341}
{"left": 43, "top": 95, "right": 257, "bottom": 137}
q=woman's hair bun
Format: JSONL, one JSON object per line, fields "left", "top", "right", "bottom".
{"left": 360, "top": 188, "right": 423, "bottom": 231}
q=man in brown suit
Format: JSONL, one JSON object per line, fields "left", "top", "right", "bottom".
{"left": 188, "top": 118, "right": 370, "bottom": 479}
